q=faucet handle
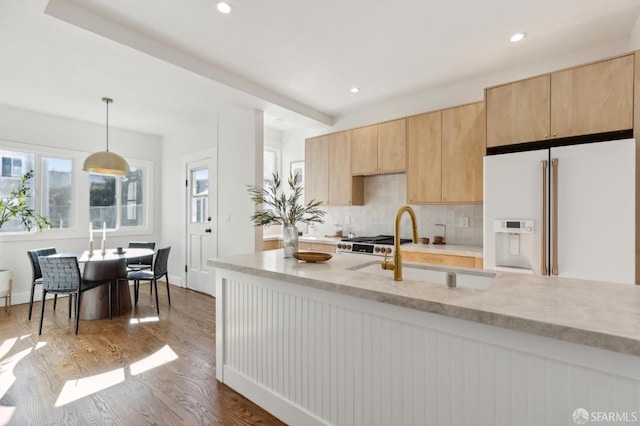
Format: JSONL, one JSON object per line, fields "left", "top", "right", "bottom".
{"left": 381, "top": 252, "right": 395, "bottom": 271}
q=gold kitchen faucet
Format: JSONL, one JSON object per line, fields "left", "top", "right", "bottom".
{"left": 381, "top": 205, "right": 419, "bottom": 281}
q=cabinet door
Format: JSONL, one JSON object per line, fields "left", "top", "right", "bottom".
{"left": 305, "top": 136, "right": 329, "bottom": 203}
{"left": 407, "top": 111, "right": 441, "bottom": 203}
{"left": 486, "top": 75, "right": 551, "bottom": 147}
{"left": 351, "top": 125, "right": 378, "bottom": 175}
{"left": 378, "top": 118, "right": 406, "bottom": 173}
{"left": 551, "top": 55, "right": 634, "bottom": 138}
{"left": 329, "top": 131, "right": 363, "bottom": 205}
{"left": 441, "top": 102, "right": 485, "bottom": 203}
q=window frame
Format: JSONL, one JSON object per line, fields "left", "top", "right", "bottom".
{"left": 0, "top": 139, "right": 153, "bottom": 240}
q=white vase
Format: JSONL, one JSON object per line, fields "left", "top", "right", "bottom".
{"left": 283, "top": 225, "right": 299, "bottom": 258}
{"left": 0, "top": 269, "right": 12, "bottom": 311}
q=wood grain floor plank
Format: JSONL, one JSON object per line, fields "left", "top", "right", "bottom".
{"left": 0, "top": 283, "right": 286, "bottom": 426}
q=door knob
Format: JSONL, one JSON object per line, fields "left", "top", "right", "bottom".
{"left": 205, "top": 228, "right": 212, "bottom": 233}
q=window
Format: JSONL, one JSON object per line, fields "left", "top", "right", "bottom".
{"left": 90, "top": 165, "right": 146, "bottom": 230}
{"left": 2, "top": 156, "right": 23, "bottom": 178}
{"left": 264, "top": 147, "right": 279, "bottom": 184}
{"left": 42, "top": 157, "right": 72, "bottom": 229}
{"left": 0, "top": 150, "right": 34, "bottom": 232}
{"left": 89, "top": 174, "right": 117, "bottom": 229}
{"left": 191, "top": 168, "right": 208, "bottom": 223}
{"left": 121, "top": 167, "right": 143, "bottom": 226}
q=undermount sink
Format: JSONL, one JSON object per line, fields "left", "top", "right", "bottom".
{"left": 350, "top": 261, "right": 496, "bottom": 290}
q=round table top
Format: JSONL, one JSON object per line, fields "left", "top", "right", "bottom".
{"left": 53, "top": 248, "right": 155, "bottom": 263}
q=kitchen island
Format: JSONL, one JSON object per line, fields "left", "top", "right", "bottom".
{"left": 209, "top": 250, "right": 640, "bottom": 425}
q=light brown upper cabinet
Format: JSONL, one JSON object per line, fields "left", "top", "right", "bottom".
{"left": 441, "top": 102, "right": 485, "bottom": 203}
{"left": 486, "top": 54, "right": 634, "bottom": 147}
{"left": 407, "top": 110, "right": 442, "bottom": 203}
{"left": 351, "top": 125, "right": 378, "bottom": 175}
{"left": 352, "top": 119, "right": 406, "bottom": 175}
{"left": 407, "top": 102, "right": 484, "bottom": 204}
{"left": 635, "top": 51, "right": 640, "bottom": 142}
{"left": 304, "top": 135, "right": 329, "bottom": 203}
{"left": 551, "top": 55, "right": 634, "bottom": 138}
{"left": 328, "top": 131, "right": 364, "bottom": 205}
{"left": 486, "top": 75, "right": 550, "bottom": 148}
{"left": 377, "top": 119, "right": 406, "bottom": 173}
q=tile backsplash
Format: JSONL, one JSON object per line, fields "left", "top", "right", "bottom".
{"left": 304, "top": 173, "right": 483, "bottom": 246}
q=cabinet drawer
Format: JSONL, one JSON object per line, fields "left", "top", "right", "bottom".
{"left": 298, "top": 242, "right": 336, "bottom": 253}
{"left": 403, "top": 251, "right": 481, "bottom": 269}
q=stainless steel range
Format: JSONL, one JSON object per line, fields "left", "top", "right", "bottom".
{"left": 336, "top": 235, "right": 412, "bottom": 256}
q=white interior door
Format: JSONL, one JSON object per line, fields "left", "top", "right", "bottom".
{"left": 186, "top": 154, "right": 217, "bottom": 295}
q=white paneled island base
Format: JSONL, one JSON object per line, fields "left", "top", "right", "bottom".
{"left": 212, "top": 253, "right": 640, "bottom": 426}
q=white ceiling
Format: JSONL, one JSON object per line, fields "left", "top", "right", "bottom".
{"left": 1, "top": 0, "right": 639, "bottom": 135}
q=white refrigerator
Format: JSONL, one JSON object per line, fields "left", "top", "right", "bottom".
{"left": 483, "top": 138, "right": 636, "bottom": 284}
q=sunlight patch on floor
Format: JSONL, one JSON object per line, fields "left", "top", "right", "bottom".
{"left": 0, "top": 338, "right": 17, "bottom": 360}
{"left": 130, "top": 345, "right": 178, "bottom": 376}
{"left": 129, "top": 316, "right": 160, "bottom": 324}
{"left": 0, "top": 405, "right": 16, "bottom": 425}
{"left": 55, "top": 368, "right": 125, "bottom": 407}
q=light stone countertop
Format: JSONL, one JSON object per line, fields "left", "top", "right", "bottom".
{"left": 209, "top": 249, "right": 640, "bottom": 357}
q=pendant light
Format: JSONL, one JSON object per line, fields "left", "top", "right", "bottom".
{"left": 82, "top": 97, "right": 130, "bottom": 175}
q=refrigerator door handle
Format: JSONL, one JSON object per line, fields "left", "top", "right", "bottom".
{"left": 541, "top": 160, "right": 548, "bottom": 275}
{"left": 551, "top": 158, "right": 559, "bottom": 275}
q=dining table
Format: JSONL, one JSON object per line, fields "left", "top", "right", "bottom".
{"left": 52, "top": 248, "right": 155, "bottom": 320}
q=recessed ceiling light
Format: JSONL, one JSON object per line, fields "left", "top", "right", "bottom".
{"left": 510, "top": 32, "right": 526, "bottom": 43}
{"left": 350, "top": 87, "right": 360, "bottom": 94}
{"left": 217, "top": 2, "right": 232, "bottom": 14}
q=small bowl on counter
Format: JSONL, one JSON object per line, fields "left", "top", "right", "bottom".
{"left": 418, "top": 237, "right": 430, "bottom": 244}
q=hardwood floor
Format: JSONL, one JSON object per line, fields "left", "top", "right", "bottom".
{"left": 0, "top": 283, "right": 286, "bottom": 426}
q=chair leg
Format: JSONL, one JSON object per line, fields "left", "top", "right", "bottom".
{"left": 38, "top": 290, "right": 47, "bottom": 335}
{"left": 134, "top": 280, "right": 139, "bottom": 304}
{"left": 165, "top": 274, "right": 171, "bottom": 306}
{"left": 28, "top": 282, "right": 36, "bottom": 320}
{"left": 75, "top": 290, "right": 81, "bottom": 335}
{"left": 154, "top": 279, "right": 159, "bottom": 315}
{"left": 53, "top": 294, "right": 58, "bottom": 310}
{"left": 116, "top": 279, "right": 121, "bottom": 316}
{"left": 108, "top": 281, "right": 112, "bottom": 319}
{"left": 68, "top": 294, "right": 72, "bottom": 319}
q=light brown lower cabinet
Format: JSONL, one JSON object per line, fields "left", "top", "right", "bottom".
{"left": 262, "top": 240, "right": 282, "bottom": 251}
{"left": 298, "top": 242, "right": 337, "bottom": 253}
{"left": 403, "top": 251, "right": 483, "bottom": 269}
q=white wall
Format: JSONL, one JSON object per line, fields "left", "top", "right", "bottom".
{"left": 161, "top": 107, "right": 262, "bottom": 288}
{"left": 631, "top": 15, "right": 640, "bottom": 50}
{"left": 0, "top": 104, "right": 161, "bottom": 304}
{"left": 161, "top": 115, "right": 217, "bottom": 286}
{"left": 217, "top": 108, "right": 263, "bottom": 256}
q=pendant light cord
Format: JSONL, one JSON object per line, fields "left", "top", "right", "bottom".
{"left": 102, "top": 97, "right": 113, "bottom": 152}
{"left": 105, "top": 99, "right": 109, "bottom": 152}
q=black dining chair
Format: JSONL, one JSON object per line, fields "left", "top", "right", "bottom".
{"left": 37, "top": 256, "right": 114, "bottom": 335}
{"left": 27, "top": 247, "right": 58, "bottom": 320}
{"left": 127, "top": 246, "right": 171, "bottom": 315}
{"left": 126, "top": 241, "right": 155, "bottom": 271}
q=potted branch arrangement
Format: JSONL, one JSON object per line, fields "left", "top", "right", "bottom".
{"left": 247, "top": 172, "right": 326, "bottom": 257}
{"left": 0, "top": 169, "right": 51, "bottom": 311}
{"left": 0, "top": 170, "right": 51, "bottom": 231}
